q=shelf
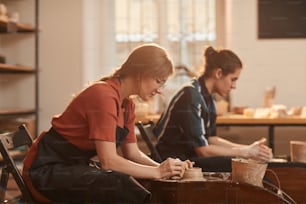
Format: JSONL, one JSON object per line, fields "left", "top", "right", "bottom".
{"left": 0, "top": 0, "right": 39, "bottom": 137}
{"left": 16, "top": 22, "right": 36, "bottom": 33}
{"left": 0, "top": 19, "right": 35, "bottom": 33}
{"left": 0, "top": 63, "right": 35, "bottom": 73}
{"left": 0, "top": 108, "right": 36, "bottom": 117}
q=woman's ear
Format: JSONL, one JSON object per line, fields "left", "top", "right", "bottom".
{"left": 215, "top": 68, "right": 223, "bottom": 79}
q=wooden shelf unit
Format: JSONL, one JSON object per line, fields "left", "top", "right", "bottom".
{"left": 0, "top": 0, "right": 39, "bottom": 137}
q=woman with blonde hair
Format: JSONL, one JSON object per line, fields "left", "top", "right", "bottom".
{"left": 23, "top": 43, "right": 193, "bottom": 203}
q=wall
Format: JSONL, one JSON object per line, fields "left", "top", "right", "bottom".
{"left": 221, "top": 0, "right": 306, "bottom": 156}
{"left": 225, "top": 0, "right": 306, "bottom": 108}
{"left": 39, "top": 0, "right": 83, "bottom": 132}
{"left": 82, "top": 0, "right": 116, "bottom": 83}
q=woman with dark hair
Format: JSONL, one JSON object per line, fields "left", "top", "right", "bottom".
{"left": 154, "top": 46, "right": 273, "bottom": 172}
{"left": 22, "top": 43, "right": 193, "bottom": 203}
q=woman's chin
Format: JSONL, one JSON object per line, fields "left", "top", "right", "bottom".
{"left": 138, "top": 95, "right": 149, "bottom": 102}
{"left": 144, "top": 95, "right": 155, "bottom": 101}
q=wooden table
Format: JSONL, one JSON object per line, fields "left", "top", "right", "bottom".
{"left": 267, "top": 163, "right": 306, "bottom": 204}
{"left": 217, "top": 115, "right": 306, "bottom": 153}
{"left": 138, "top": 173, "right": 295, "bottom": 204}
{"left": 136, "top": 114, "right": 306, "bottom": 153}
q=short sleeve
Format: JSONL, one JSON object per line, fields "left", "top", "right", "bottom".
{"left": 84, "top": 85, "right": 119, "bottom": 142}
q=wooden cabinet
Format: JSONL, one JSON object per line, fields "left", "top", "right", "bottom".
{"left": 0, "top": 0, "right": 38, "bottom": 137}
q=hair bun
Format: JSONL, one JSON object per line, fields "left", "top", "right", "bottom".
{"left": 204, "top": 46, "right": 217, "bottom": 58}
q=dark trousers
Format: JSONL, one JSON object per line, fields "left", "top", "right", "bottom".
{"left": 29, "top": 128, "right": 151, "bottom": 204}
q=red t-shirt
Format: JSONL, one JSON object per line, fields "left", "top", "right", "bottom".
{"left": 51, "top": 78, "right": 137, "bottom": 150}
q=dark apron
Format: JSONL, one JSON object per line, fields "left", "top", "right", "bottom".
{"left": 28, "top": 127, "right": 151, "bottom": 204}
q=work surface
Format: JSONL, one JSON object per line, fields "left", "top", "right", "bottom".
{"left": 137, "top": 114, "right": 306, "bottom": 125}
{"left": 217, "top": 115, "right": 306, "bottom": 153}
{"left": 136, "top": 114, "right": 306, "bottom": 152}
{"left": 217, "top": 115, "right": 306, "bottom": 125}
{"left": 139, "top": 171, "right": 296, "bottom": 204}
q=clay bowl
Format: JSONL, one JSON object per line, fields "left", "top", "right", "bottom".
{"left": 182, "top": 167, "right": 204, "bottom": 181}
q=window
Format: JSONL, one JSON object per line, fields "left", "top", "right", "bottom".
{"left": 115, "top": 0, "right": 158, "bottom": 42}
{"left": 115, "top": 0, "right": 216, "bottom": 70}
{"left": 83, "top": 0, "right": 216, "bottom": 83}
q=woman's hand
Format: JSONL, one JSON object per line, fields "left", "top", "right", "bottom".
{"left": 184, "top": 159, "right": 195, "bottom": 169}
{"left": 157, "top": 158, "right": 194, "bottom": 179}
{"left": 242, "top": 138, "right": 273, "bottom": 162}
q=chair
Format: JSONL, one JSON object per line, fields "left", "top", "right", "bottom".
{"left": 0, "top": 124, "right": 34, "bottom": 203}
{"left": 136, "top": 121, "right": 162, "bottom": 162}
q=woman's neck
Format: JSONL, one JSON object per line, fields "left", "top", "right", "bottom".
{"left": 203, "top": 77, "right": 214, "bottom": 94}
{"left": 119, "top": 76, "right": 137, "bottom": 100}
